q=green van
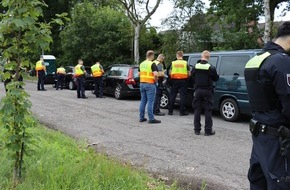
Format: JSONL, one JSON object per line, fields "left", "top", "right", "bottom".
{"left": 42, "top": 55, "right": 56, "bottom": 84}
{"left": 161, "top": 50, "right": 260, "bottom": 122}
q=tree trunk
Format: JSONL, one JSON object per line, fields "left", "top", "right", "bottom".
{"left": 134, "top": 23, "right": 141, "bottom": 64}
{"left": 263, "top": 0, "right": 271, "bottom": 43}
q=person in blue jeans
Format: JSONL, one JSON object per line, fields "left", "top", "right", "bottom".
{"left": 139, "top": 50, "right": 161, "bottom": 124}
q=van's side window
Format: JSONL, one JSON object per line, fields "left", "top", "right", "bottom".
{"left": 219, "top": 56, "right": 250, "bottom": 77}
{"left": 188, "top": 56, "right": 218, "bottom": 68}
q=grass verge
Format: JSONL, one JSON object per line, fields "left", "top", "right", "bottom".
{"left": 0, "top": 125, "right": 178, "bottom": 190}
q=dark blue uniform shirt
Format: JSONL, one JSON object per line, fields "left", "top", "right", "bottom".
{"left": 253, "top": 42, "right": 290, "bottom": 127}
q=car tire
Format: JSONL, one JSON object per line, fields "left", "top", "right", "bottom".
{"left": 160, "top": 91, "right": 169, "bottom": 109}
{"left": 220, "top": 98, "right": 240, "bottom": 122}
{"left": 114, "top": 84, "right": 123, "bottom": 100}
{"left": 69, "top": 80, "right": 76, "bottom": 90}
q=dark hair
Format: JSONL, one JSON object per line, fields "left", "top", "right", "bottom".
{"left": 276, "top": 22, "right": 290, "bottom": 38}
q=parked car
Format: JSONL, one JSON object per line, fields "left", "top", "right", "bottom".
{"left": 54, "top": 66, "right": 94, "bottom": 90}
{"left": 103, "top": 64, "right": 140, "bottom": 99}
{"left": 161, "top": 50, "right": 261, "bottom": 122}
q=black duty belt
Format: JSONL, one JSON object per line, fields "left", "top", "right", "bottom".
{"left": 249, "top": 119, "right": 279, "bottom": 137}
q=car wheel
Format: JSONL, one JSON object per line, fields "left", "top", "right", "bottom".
{"left": 220, "top": 98, "right": 240, "bottom": 122}
{"left": 160, "top": 91, "right": 169, "bottom": 109}
{"left": 114, "top": 84, "right": 123, "bottom": 100}
{"left": 69, "top": 80, "right": 76, "bottom": 90}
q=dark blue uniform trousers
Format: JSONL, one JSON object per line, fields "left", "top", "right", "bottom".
{"left": 168, "top": 80, "right": 187, "bottom": 114}
{"left": 37, "top": 70, "right": 45, "bottom": 90}
{"left": 56, "top": 74, "right": 65, "bottom": 90}
{"left": 93, "top": 77, "right": 103, "bottom": 97}
{"left": 248, "top": 134, "right": 290, "bottom": 189}
{"left": 76, "top": 76, "right": 85, "bottom": 98}
{"left": 192, "top": 89, "right": 213, "bottom": 133}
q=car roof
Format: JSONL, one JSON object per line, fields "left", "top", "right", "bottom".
{"left": 109, "top": 64, "right": 139, "bottom": 68}
{"left": 184, "top": 49, "right": 261, "bottom": 56}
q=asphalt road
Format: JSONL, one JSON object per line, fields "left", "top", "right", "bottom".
{"left": 1, "top": 82, "right": 252, "bottom": 190}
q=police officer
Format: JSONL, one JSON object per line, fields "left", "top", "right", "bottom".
{"left": 75, "top": 59, "right": 87, "bottom": 99}
{"left": 168, "top": 51, "right": 190, "bottom": 116}
{"left": 245, "top": 22, "right": 290, "bottom": 189}
{"left": 139, "top": 50, "right": 161, "bottom": 124}
{"left": 56, "top": 65, "right": 66, "bottom": 90}
{"left": 91, "top": 62, "right": 105, "bottom": 98}
{"left": 153, "top": 54, "right": 166, "bottom": 116}
{"left": 192, "top": 50, "right": 219, "bottom": 136}
{"left": 35, "top": 56, "right": 46, "bottom": 91}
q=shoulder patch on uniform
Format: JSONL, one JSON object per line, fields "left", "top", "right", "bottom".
{"left": 287, "top": 74, "right": 290, "bottom": 87}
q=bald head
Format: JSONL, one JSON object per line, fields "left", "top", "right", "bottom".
{"left": 201, "top": 50, "right": 210, "bottom": 61}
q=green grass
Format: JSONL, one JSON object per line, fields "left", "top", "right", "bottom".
{"left": 0, "top": 126, "right": 178, "bottom": 190}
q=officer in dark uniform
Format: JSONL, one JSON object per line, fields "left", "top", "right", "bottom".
{"left": 168, "top": 51, "right": 190, "bottom": 116}
{"left": 245, "top": 22, "right": 290, "bottom": 189}
{"left": 192, "top": 50, "right": 219, "bottom": 136}
{"left": 153, "top": 54, "right": 166, "bottom": 116}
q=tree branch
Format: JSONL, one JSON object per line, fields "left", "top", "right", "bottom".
{"left": 118, "top": 0, "right": 138, "bottom": 24}
{"left": 141, "top": 0, "right": 162, "bottom": 25}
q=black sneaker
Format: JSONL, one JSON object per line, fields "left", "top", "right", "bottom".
{"left": 195, "top": 131, "right": 200, "bottom": 135}
{"left": 139, "top": 118, "right": 147, "bottom": 122}
{"left": 205, "top": 131, "right": 216, "bottom": 136}
{"left": 168, "top": 112, "right": 173, "bottom": 115}
{"left": 180, "top": 112, "right": 189, "bottom": 116}
{"left": 155, "top": 112, "right": 165, "bottom": 116}
{"left": 148, "top": 119, "right": 161, "bottom": 124}
{"left": 82, "top": 96, "right": 88, "bottom": 99}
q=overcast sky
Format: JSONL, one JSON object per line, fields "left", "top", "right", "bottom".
{"left": 149, "top": 0, "right": 290, "bottom": 29}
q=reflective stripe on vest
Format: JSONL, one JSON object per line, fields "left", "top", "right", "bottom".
{"left": 154, "top": 60, "right": 164, "bottom": 77}
{"left": 35, "top": 61, "right": 44, "bottom": 71}
{"left": 91, "top": 64, "right": 103, "bottom": 77}
{"left": 245, "top": 52, "right": 271, "bottom": 69}
{"left": 75, "top": 64, "right": 84, "bottom": 76}
{"left": 195, "top": 63, "right": 211, "bottom": 70}
{"left": 140, "top": 60, "right": 155, "bottom": 84}
{"left": 57, "top": 67, "right": 66, "bottom": 74}
{"left": 171, "top": 60, "right": 188, "bottom": 79}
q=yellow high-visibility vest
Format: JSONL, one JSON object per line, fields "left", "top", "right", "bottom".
{"left": 57, "top": 67, "right": 66, "bottom": 74}
{"left": 35, "top": 61, "right": 44, "bottom": 71}
{"left": 91, "top": 64, "right": 103, "bottom": 77}
{"left": 75, "top": 64, "right": 84, "bottom": 77}
{"left": 171, "top": 60, "right": 188, "bottom": 79}
{"left": 140, "top": 60, "right": 155, "bottom": 84}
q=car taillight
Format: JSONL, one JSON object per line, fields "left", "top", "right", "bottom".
{"left": 126, "top": 68, "right": 136, "bottom": 85}
{"left": 126, "top": 78, "right": 136, "bottom": 85}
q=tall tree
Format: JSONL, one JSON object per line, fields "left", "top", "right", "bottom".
{"left": 118, "top": 0, "right": 162, "bottom": 64}
{"left": 208, "top": 0, "right": 263, "bottom": 50}
{"left": 264, "top": 0, "right": 271, "bottom": 42}
{"left": 60, "top": 2, "right": 133, "bottom": 67}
